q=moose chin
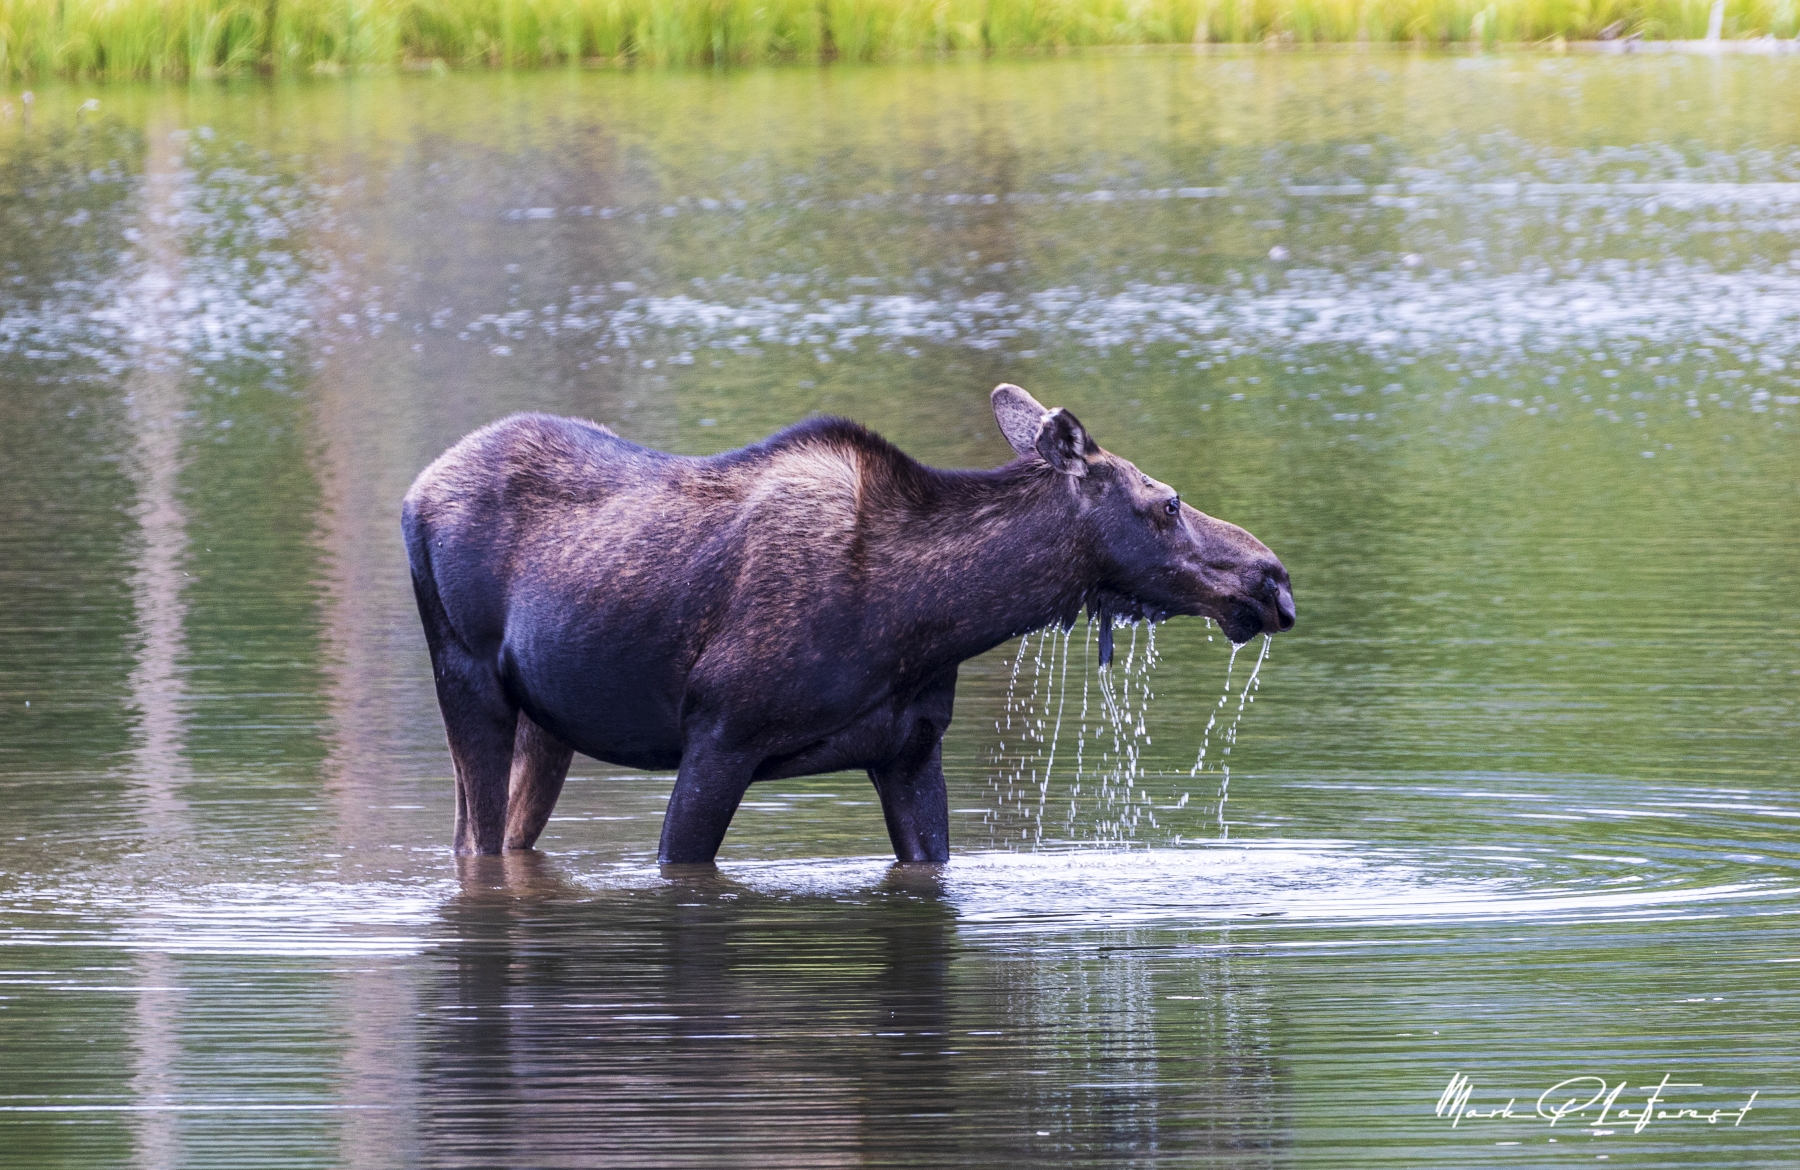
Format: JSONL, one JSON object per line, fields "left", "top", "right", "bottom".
{"left": 402, "top": 384, "right": 1295, "bottom": 865}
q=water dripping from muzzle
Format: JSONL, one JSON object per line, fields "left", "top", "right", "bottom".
{"left": 986, "top": 634, "right": 1042, "bottom": 847}
{"left": 1085, "top": 619, "right": 1161, "bottom": 844}
{"left": 1188, "top": 633, "right": 1272, "bottom": 840}
{"left": 987, "top": 614, "right": 1274, "bottom": 848}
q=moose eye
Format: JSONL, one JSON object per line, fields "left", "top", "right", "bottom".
{"left": 1164, "top": 497, "right": 1180, "bottom": 517}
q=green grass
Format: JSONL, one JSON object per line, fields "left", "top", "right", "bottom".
{"left": 1, "top": 0, "right": 1795, "bottom": 79}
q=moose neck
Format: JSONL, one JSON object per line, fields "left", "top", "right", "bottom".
{"left": 890, "top": 463, "right": 1098, "bottom": 674}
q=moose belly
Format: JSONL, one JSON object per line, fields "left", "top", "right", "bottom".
{"left": 500, "top": 632, "right": 686, "bottom": 771}
{"left": 750, "top": 709, "right": 910, "bottom": 781}
{"left": 516, "top": 672, "right": 905, "bottom": 780}
{"left": 749, "top": 673, "right": 955, "bottom": 782}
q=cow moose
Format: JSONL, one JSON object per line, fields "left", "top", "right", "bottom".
{"left": 402, "top": 384, "right": 1294, "bottom": 865}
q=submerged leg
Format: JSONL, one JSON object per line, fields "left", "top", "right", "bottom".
{"left": 870, "top": 738, "right": 950, "bottom": 864}
{"left": 504, "top": 713, "right": 575, "bottom": 851}
{"left": 658, "top": 746, "right": 756, "bottom": 865}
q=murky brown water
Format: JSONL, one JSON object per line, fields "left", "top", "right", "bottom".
{"left": 2, "top": 51, "right": 1798, "bottom": 1167}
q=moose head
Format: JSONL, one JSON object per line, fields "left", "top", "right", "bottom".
{"left": 992, "top": 383, "right": 1295, "bottom": 654}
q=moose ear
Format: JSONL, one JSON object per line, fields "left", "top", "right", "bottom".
{"left": 1034, "top": 407, "right": 1098, "bottom": 477}
{"left": 991, "top": 383, "right": 1050, "bottom": 458}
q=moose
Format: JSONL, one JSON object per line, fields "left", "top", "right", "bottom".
{"left": 402, "top": 385, "right": 1294, "bottom": 865}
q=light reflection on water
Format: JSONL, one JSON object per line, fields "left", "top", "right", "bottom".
{"left": 2, "top": 50, "right": 1798, "bottom": 1168}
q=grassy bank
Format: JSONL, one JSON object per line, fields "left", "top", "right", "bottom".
{"left": 1, "top": 0, "right": 1795, "bottom": 79}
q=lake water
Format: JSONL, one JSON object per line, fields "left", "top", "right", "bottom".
{"left": 2, "top": 49, "right": 1798, "bottom": 1167}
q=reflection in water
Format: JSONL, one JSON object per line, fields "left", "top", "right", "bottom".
{"left": 122, "top": 110, "right": 192, "bottom": 1170}
{"left": 416, "top": 859, "right": 1282, "bottom": 1167}
{"left": 122, "top": 117, "right": 192, "bottom": 823}
{"left": 422, "top": 858, "right": 959, "bottom": 1166}
{"left": 1, "top": 53, "right": 1797, "bottom": 1169}
{"left": 333, "top": 959, "right": 424, "bottom": 1170}
{"left": 128, "top": 951, "right": 183, "bottom": 1170}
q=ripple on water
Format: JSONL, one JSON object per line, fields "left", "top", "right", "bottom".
{"left": 604, "top": 844, "right": 1800, "bottom": 938}
{"left": 6, "top": 839, "right": 1788, "bottom": 961}
{"left": 1, "top": 880, "right": 452, "bottom": 957}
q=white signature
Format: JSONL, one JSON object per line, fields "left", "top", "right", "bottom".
{"left": 1437, "top": 1073, "right": 1757, "bottom": 1133}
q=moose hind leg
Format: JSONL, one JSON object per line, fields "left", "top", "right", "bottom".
{"left": 870, "top": 738, "right": 950, "bottom": 864}
{"left": 504, "top": 713, "right": 574, "bottom": 851}
{"left": 442, "top": 706, "right": 514, "bottom": 856}
{"left": 425, "top": 649, "right": 516, "bottom": 856}
{"left": 410, "top": 547, "right": 515, "bottom": 855}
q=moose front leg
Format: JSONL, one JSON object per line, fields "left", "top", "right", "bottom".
{"left": 658, "top": 744, "right": 757, "bottom": 865}
{"left": 869, "top": 736, "right": 950, "bottom": 864}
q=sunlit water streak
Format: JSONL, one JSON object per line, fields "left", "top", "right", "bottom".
{"left": 0, "top": 878, "right": 451, "bottom": 957}
{"left": 0, "top": 132, "right": 335, "bottom": 377}
{"left": 10, "top": 131, "right": 1800, "bottom": 403}
{"left": 444, "top": 265, "right": 1800, "bottom": 367}
{"left": 18, "top": 261, "right": 1800, "bottom": 377}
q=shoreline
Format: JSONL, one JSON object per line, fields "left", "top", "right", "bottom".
{"left": 3, "top": 32, "right": 1799, "bottom": 86}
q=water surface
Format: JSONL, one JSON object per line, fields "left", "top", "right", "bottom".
{"left": 2, "top": 50, "right": 1798, "bottom": 1167}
